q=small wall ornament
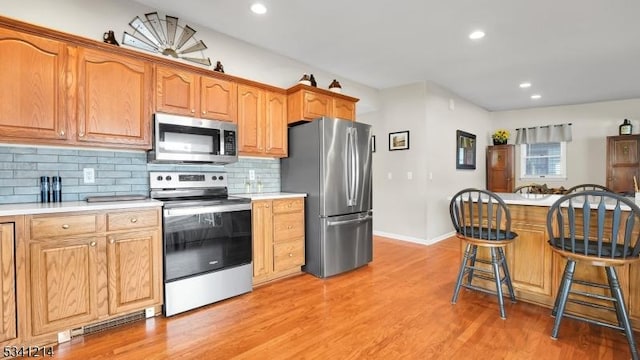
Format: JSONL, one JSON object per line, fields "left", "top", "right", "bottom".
{"left": 122, "top": 12, "right": 211, "bottom": 66}
{"left": 620, "top": 119, "right": 633, "bottom": 135}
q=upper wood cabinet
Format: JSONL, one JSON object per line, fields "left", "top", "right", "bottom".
{"left": 237, "top": 84, "right": 287, "bottom": 157}
{"left": 606, "top": 135, "right": 640, "bottom": 194}
{"left": 76, "top": 48, "right": 153, "bottom": 149}
{"left": 287, "top": 84, "right": 359, "bottom": 124}
{"left": 0, "top": 27, "right": 70, "bottom": 142}
{"left": 156, "top": 65, "right": 237, "bottom": 122}
{"left": 486, "top": 145, "right": 515, "bottom": 193}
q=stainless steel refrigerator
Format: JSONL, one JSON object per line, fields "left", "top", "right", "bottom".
{"left": 281, "top": 117, "right": 373, "bottom": 278}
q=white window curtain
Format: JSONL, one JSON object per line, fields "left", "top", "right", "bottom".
{"left": 515, "top": 123, "right": 572, "bottom": 144}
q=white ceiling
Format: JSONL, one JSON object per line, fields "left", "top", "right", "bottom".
{"left": 131, "top": 0, "right": 640, "bottom": 111}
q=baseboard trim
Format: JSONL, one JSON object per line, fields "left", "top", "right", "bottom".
{"left": 373, "top": 230, "right": 455, "bottom": 246}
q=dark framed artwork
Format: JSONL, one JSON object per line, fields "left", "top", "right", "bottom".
{"left": 371, "top": 135, "right": 376, "bottom": 153}
{"left": 456, "top": 130, "right": 476, "bottom": 169}
{"left": 389, "top": 131, "right": 410, "bottom": 151}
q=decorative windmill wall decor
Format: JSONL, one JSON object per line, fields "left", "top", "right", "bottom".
{"left": 122, "top": 12, "right": 211, "bottom": 66}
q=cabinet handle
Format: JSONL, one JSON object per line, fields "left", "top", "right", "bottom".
{"left": 61, "top": 224, "right": 70, "bottom": 229}
{"left": 90, "top": 241, "right": 96, "bottom": 247}
{"left": 130, "top": 217, "right": 138, "bottom": 223}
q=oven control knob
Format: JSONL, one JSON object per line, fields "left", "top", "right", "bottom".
{"left": 166, "top": 175, "right": 172, "bottom": 181}
{"left": 218, "top": 176, "right": 224, "bottom": 180}
{"left": 156, "top": 176, "right": 163, "bottom": 181}
{"left": 211, "top": 176, "right": 217, "bottom": 180}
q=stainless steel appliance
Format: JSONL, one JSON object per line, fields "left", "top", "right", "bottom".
{"left": 147, "top": 113, "right": 238, "bottom": 164}
{"left": 150, "top": 171, "right": 252, "bottom": 316}
{"left": 281, "top": 117, "right": 373, "bottom": 278}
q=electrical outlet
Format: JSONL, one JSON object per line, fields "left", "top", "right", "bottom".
{"left": 145, "top": 307, "right": 155, "bottom": 318}
{"left": 83, "top": 168, "right": 95, "bottom": 184}
{"left": 57, "top": 330, "right": 71, "bottom": 343}
{"left": 249, "top": 169, "right": 255, "bottom": 181}
{"left": 407, "top": 171, "right": 413, "bottom": 180}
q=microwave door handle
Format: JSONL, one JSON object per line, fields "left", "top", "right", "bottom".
{"left": 219, "top": 130, "right": 225, "bottom": 155}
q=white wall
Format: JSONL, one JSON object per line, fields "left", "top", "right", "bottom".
{"left": 362, "top": 82, "right": 491, "bottom": 244}
{"left": 491, "top": 99, "right": 640, "bottom": 188}
{"left": 0, "top": 0, "right": 381, "bottom": 114}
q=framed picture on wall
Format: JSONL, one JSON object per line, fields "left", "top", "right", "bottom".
{"left": 389, "top": 131, "right": 410, "bottom": 151}
{"left": 456, "top": 130, "right": 476, "bottom": 170}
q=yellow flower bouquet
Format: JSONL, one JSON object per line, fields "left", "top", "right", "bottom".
{"left": 492, "top": 129, "right": 510, "bottom": 144}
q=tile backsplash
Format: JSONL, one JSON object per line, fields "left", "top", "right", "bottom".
{"left": 0, "top": 145, "right": 280, "bottom": 204}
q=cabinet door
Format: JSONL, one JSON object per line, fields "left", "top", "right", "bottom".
{"left": 76, "top": 48, "right": 152, "bottom": 148}
{"left": 486, "top": 145, "right": 514, "bottom": 192}
{"left": 507, "top": 221, "right": 553, "bottom": 304}
{"left": 333, "top": 98, "right": 356, "bottom": 121}
{"left": 156, "top": 66, "right": 198, "bottom": 116}
{"left": 302, "top": 91, "right": 332, "bottom": 120}
{"left": 30, "top": 237, "right": 102, "bottom": 336}
{"left": 252, "top": 200, "right": 273, "bottom": 284}
{"left": 0, "top": 224, "right": 16, "bottom": 343}
{"left": 200, "top": 76, "right": 237, "bottom": 122}
{"left": 0, "top": 28, "right": 69, "bottom": 141}
{"left": 107, "top": 229, "right": 161, "bottom": 315}
{"left": 238, "top": 84, "right": 264, "bottom": 155}
{"left": 265, "top": 91, "right": 287, "bottom": 157}
{"left": 606, "top": 136, "right": 640, "bottom": 194}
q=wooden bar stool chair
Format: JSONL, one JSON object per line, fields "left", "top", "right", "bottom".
{"left": 547, "top": 190, "right": 640, "bottom": 360}
{"left": 449, "top": 188, "right": 518, "bottom": 319}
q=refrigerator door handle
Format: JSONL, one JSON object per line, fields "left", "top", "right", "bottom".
{"left": 352, "top": 127, "right": 360, "bottom": 206}
{"left": 345, "top": 130, "right": 353, "bottom": 206}
{"left": 327, "top": 214, "right": 373, "bottom": 227}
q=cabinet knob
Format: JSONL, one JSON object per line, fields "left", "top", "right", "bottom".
{"left": 202, "top": 111, "right": 206, "bottom": 115}
{"left": 130, "top": 217, "right": 138, "bottom": 223}
{"left": 109, "top": 239, "right": 115, "bottom": 244}
{"left": 287, "top": 225, "right": 292, "bottom": 229}
{"left": 61, "top": 224, "right": 70, "bottom": 229}
{"left": 79, "top": 132, "right": 85, "bottom": 137}
{"left": 288, "top": 204, "right": 292, "bottom": 208}
{"left": 265, "top": 205, "right": 269, "bottom": 208}
{"left": 191, "top": 109, "right": 195, "bottom": 113}
{"left": 60, "top": 130, "right": 65, "bottom": 136}
{"left": 288, "top": 253, "right": 293, "bottom": 257}
{"left": 90, "top": 241, "right": 96, "bottom": 247}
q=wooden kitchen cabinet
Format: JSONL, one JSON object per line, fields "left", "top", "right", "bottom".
{"left": 252, "top": 197, "right": 305, "bottom": 285}
{"left": 486, "top": 145, "right": 515, "bottom": 192}
{"left": 237, "top": 84, "right": 287, "bottom": 157}
{"left": 287, "top": 84, "right": 359, "bottom": 124}
{"left": 156, "top": 65, "right": 238, "bottom": 122}
{"left": 0, "top": 27, "right": 70, "bottom": 143}
{"left": 76, "top": 47, "right": 153, "bottom": 149}
{"left": 26, "top": 207, "right": 162, "bottom": 340}
{"left": 0, "top": 223, "right": 16, "bottom": 343}
{"left": 606, "top": 135, "right": 640, "bottom": 194}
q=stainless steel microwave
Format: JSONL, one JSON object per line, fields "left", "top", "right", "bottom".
{"left": 147, "top": 113, "right": 238, "bottom": 164}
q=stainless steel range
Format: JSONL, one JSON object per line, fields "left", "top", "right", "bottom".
{"left": 150, "top": 171, "right": 252, "bottom": 316}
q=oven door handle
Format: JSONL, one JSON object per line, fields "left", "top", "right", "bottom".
{"left": 164, "top": 203, "right": 251, "bottom": 217}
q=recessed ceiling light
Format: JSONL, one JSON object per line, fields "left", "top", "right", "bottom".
{"left": 519, "top": 82, "right": 532, "bottom": 88}
{"left": 250, "top": 3, "right": 267, "bottom": 14}
{"left": 469, "top": 30, "right": 485, "bottom": 40}
{"left": 531, "top": 94, "right": 542, "bottom": 99}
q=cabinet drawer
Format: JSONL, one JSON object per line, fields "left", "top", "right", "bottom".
{"left": 272, "top": 198, "right": 304, "bottom": 213}
{"left": 107, "top": 209, "right": 159, "bottom": 231}
{"left": 273, "top": 212, "right": 304, "bottom": 243}
{"left": 30, "top": 214, "right": 98, "bottom": 239}
{"left": 273, "top": 240, "right": 304, "bottom": 272}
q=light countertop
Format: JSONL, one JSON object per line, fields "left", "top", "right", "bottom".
{"left": 458, "top": 192, "right": 637, "bottom": 211}
{"left": 234, "top": 192, "right": 307, "bottom": 200}
{"left": 0, "top": 199, "right": 163, "bottom": 217}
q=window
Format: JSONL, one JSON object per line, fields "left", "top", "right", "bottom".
{"left": 520, "top": 142, "right": 567, "bottom": 179}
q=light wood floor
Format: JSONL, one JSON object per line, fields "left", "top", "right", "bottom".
{"left": 53, "top": 236, "right": 633, "bottom": 359}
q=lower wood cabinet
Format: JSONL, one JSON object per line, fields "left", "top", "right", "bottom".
{"left": 26, "top": 207, "right": 162, "bottom": 340}
{"left": 252, "top": 197, "right": 305, "bottom": 285}
{"left": 0, "top": 222, "right": 16, "bottom": 344}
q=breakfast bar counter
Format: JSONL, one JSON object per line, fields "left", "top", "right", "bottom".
{"left": 460, "top": 192, "right": 640, "bottom": 329}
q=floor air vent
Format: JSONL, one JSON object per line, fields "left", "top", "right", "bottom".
{"left": 80, "top": 310, "right": 146, "bottom": 337}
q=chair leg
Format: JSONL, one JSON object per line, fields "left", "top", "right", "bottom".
{"left": 466, "top": 245, "right": 478, "bottom": 285}
{"left": 491, "top": 247, "right": 507, "bottom": 319}
{"left": 498, "top": 247, "right": 516, "bottom": 303}
{"left": 605, "top": 266, "right": 639, "bottom": 360}
{"left": 605, "top": 266, "right": 625, "bottom": 329}
{"left": 551, "top": 259, "right": 576, "bottom": 339}
{"left": 452, "top": 243, "right": 472, "bottom": 304}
